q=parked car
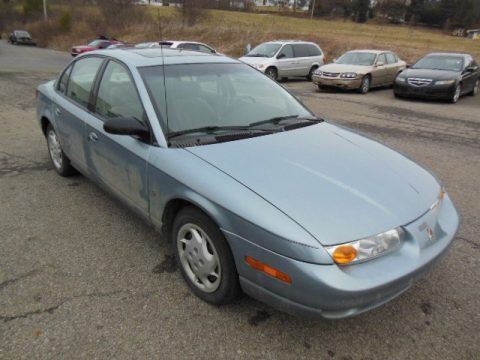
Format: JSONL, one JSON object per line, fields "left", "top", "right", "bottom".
{"left": 394, "top": 52, "right": 479, "bottom": 103}
{"left": 71, "top": 39, "right": 124, "bottom": 57}
{"left": 8, "top": 30, "right": 36, "bottom": 46}
{"left": 312, "top": 50, "right": 406, "bottom": 94}
{"left": 135, "top": 40, "right": 221, "bottom": 55}
{"left": 239, "top": 40, "right": 324, "bottom": 81}
{"left": 36, "top": 48, "right": 459, "bottom": 319}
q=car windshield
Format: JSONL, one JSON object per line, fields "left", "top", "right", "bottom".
{"left": 336, "top": 52, "right": 377, "bottom": 66}
{"left": 88, "top": 40, "right": 108, "bottom": 48}
{"left": 412, "top": 55, "right": 464, "bottom": 71}
{"left": 245, "top": 43, "right": 282, "bottom": 58}
{"left": 140, "top": 63, "right": 312, "bottom": 136}
{"left": 15, "top": 31, "right": 31, "bottom": 38}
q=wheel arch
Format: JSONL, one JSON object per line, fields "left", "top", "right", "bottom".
{"left": 40, "top": 116, "right": 52, "bottom": 136}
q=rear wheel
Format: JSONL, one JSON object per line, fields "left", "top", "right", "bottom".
{"left": 265, "top": 67, "right": 278, "bottom": 81}
{"left": 358, "top": 75, "right": 371, "bottom": 94}
{"left": 46, "top": 124, "right": 77, "bottom": 177}
{"left": 469, "top": 79, "right": 479, "bottom": 96}
{"left": 307, "top": 66, "right": 318, "bottom": 81}
{"left": 451, "top": 84, "right": 461, "bottom": 103}
{"left": 172, "top": 207, "right": 240, "bottom": 305}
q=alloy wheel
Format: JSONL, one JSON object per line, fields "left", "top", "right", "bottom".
{"left": 452, "top": 84, "right": 461, "bottom": 103}
{"left": 360, "top": 76, "right": 370, "bottom": 94}
{"left": 47, "top": 129, "right": 63, "bottom": 170}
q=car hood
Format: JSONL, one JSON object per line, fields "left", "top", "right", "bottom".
{"left": 187, "top": 123, "right": 440, "bottom": 246}
{"left": 319, "top": 63, "right": 372, "bottom": 74}
{"left": 239, "top": 56, "right": 273, "bottom": 66}
{"left": 399, "top": 68, "right": 460, "bottom": 80}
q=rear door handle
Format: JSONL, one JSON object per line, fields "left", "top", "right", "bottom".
{"left": 88, "top": 132, "right": 98, "bottom": 142}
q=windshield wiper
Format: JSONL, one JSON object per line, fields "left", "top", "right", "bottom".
{"left": 249, "top": 115, "right": 322, "bottom": 128}
{"left": 246, "top": 54, "right": 267, "bottom": 57}
{"left": 167, "top": 125, "right": 271, "bottom": 139}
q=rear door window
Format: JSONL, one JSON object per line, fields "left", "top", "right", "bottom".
{"left": 66, "top": 57, "right": 104, "bottom": 108}
{"left": 386, "top": 53, "right": 397, "bottom": 64}
{"left": 293, "top": 44, "right": 310, "bottom": 58}
{"left": 377, "top": 54, "right": 387, "bottom": 65}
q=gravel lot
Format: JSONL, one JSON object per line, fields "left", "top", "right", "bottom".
{"left": 1, "top": 40, "right": 479, "bottom": 359}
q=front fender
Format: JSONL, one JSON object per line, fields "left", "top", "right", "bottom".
{"left": 147, "top": 147, "right": 333, "bottom": 265}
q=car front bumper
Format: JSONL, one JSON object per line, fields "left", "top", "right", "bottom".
{"left": 224, "top": 193, "right": 460, "bottom": 319}
{"left": 394, "top": 82, "right": 457, "bottom": 99}
{"left": 312, "top": 74, "right": 362, "bottom": 89}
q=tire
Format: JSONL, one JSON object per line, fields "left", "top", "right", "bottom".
{"left": 265, "top": 67, "right": 278, "bottom": 81}
{"left": 469, "top": 79, "right": 479, "bottom": 96}
{"left": 451, "top": 84, "right": 461, "bottom": 103}
{"left": 46, "top": 124, "right": 77, "bottom": 177}
{"left": 172, "top": 206, "right": 240, "bottom": 305}
{"left": 307, "top": 66, "right": 318, "bottom": 81}
{"left": 358, "top": 75, "right": 371, "bottom": 94}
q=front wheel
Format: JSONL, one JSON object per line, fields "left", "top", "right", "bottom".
{"left": 265, "top": 67, "right": 278, "bottom": 81}
{"left": 469, "top": 79, "right": 479, "bottom": 96}
{"left": 172, "top": 207, "right": 240, "bottom": 305}
{"left": 451, "top": 84, "right": 461, "bottom": 103}
{"left": 358, "top": 75, "right": 370, "bottom": 94}
{"left": 46, "top": 124, "right": 77, "bottom": 177}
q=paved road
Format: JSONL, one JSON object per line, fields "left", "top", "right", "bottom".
{"left": 1, "top": 40, "right": 479, "bottom": 359}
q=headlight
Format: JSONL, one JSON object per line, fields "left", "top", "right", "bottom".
{"left": 340, "top": 72, "right": 358, "bottom": 79}
{"left": 435, "top": 80, "right": 455, "bottom": 85}
{"left": 326, "top": 228, "right": 405, "bottom": 265}
{"left": 314, "top": 70, "right": 322, "bottom": 76}
{"left": 396, "top": 77, "right": 406, "bottom": 83}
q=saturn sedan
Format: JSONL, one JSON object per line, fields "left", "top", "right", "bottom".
{"left": 36, "top": 48, "right": 459, "bottom": 319}
{"left": 394, "top": 52, "right": 479, "bottom": 103}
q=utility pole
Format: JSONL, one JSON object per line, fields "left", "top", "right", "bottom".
{"left": 43, "top": 0, "right": 48, "bottom": 21}
{"left": 310, "top": 0, "right": 316, "bottom": 19}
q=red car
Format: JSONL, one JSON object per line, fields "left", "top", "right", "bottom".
{"left": 71, "top": 39, "right": 124, "bottom": 57}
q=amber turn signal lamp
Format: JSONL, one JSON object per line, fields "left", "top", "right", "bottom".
{"left": 332, "top": 245, "right": 358, "bottom": 264}
{"left": 245, "top": 256, "right": 292, "bottom": 284}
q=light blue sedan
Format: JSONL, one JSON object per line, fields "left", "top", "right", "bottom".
{"left": 36, "top": 48, "right": 460, "bottom": 319}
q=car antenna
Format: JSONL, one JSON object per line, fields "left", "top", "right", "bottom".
{"left": 157, "top": 8, "right": 170, "bottom": 136}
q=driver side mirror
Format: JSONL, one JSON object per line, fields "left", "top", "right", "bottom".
{"left": 277, "top": 53, "right": 286, "bottom": 59}
{"left": 333, "top": 58, "right": 337, "bottom": 63}
{"left": 376, "top": 61, "right": 385, "bottom": 67}
{"left": 104, "top": 117, "right": 150, "bottom": 141}
{"left": 466, "top": 66, "right": 478, "bottom": 73}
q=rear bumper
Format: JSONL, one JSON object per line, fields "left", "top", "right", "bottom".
{"left": 394, "top": 82, "right": 456, "bottom": 99}
{"left": 225, "top": 193, "right": 460, "bottom": 319}
{"left": 312, "top": 74, "right": 362, "bottom": 89}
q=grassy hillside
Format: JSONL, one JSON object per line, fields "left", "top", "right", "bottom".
{"left": 19, "top": 6, "right": 480, "bottom": 62}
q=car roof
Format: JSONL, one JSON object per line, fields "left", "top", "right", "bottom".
{"left": 345, "top": 49, "right": 392, "bottom": 54}
{"left": 425, "top": 52, "right": 470, "bottom": 58}
{"left": 85, "top": 48, "right": 238, "bottom": 67}
{"left": 266, "top": 40, "right": 318, "bottom": 45}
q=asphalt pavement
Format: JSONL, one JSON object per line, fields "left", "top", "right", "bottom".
{"left": 1, "top": 40, "right": 479, "bottom": 359}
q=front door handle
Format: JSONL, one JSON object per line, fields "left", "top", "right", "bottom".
{"left": 88, "top": 132, "right": 98, "bottom": 142}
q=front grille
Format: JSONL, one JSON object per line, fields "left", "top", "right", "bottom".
{"left": 407, "top": 78, "right": 433, "bottom": 87}
{"left": 322, "top": 72, "right": 340, "bottom": 78}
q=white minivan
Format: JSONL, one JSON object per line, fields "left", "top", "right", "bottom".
{"left": 239, "top": 40, "right": 324, "bottom": 81}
